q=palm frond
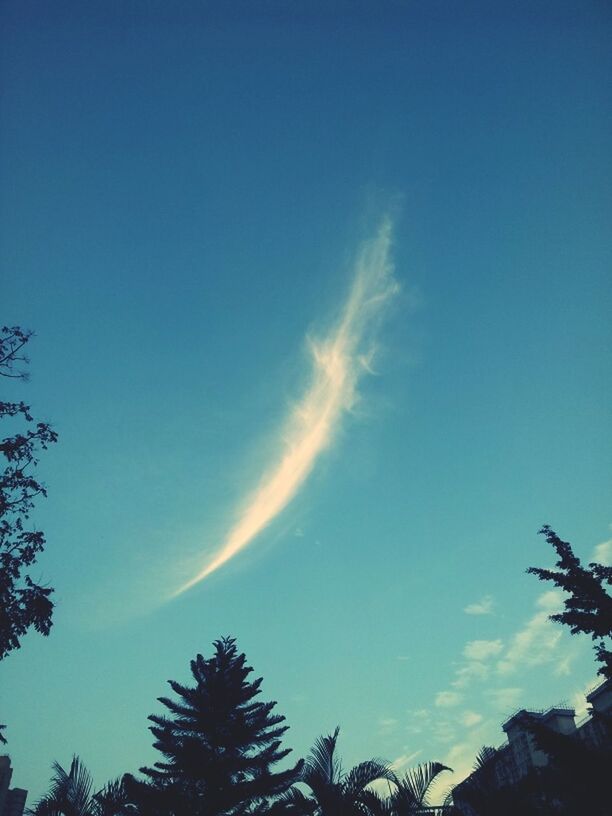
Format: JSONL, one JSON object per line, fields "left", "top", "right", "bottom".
{"left": 68, "top": 756, "right": 94, "bottom": 815}
{"left": 358, "top": 788, "right": 394, "bottom": 816}
{"left": 343, "top": 760, "right": 394, "bottom": 797}
{"left": 92, "top": 777, "right": 131, "bottom": 816}
{"left": 268, "top": 787, "right": 317, "bottom": 815}
{"left": 28, "top": 756, "right": 94, "bottom": 816}
{"left": 302, "top": 726, "right": 342, "bottom": 787}
{"left": 441, "top": 787, "right": 456, "bottom": 810}
{"left": 472, "top": 746, "right": 496, "bottom": 773}
{"left": 392, "top": 761, "right": 452, "bottom": 809}
{"left": 26, "top": 796, "right": 64, "bottom": 816}
{"left": 45, "top": 760, "right": 71, "bottom": 803}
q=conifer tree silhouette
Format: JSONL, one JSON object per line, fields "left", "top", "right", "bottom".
{"left": 124, "top": 636, "right": 302, "bottom": 816}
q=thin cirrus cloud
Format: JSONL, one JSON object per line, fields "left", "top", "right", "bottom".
{"left": 173, "top": 218, "right": 399, "bottom": 596}
{"left": 496, "top": 591, "right": 565, "bottom": 675}
{"left": 485, "top": 687, "right": 523, "bottom": 711}
{"left": 435, "top": 691, "right": 462, "bottom": 708}
{"left": 463, "top": 639, "right": 504, "bottom": 662}
{"left": 460, "top": 710, "right": 483, "bottom": 728}
{"left": 463, "top": 595, "right": 494, "bottom": 615}
{"left": 592, "top": 539, "right": 612, "bottom": 565}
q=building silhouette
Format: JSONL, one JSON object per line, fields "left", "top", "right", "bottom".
{"left": 0, "top": 757, "right": 27, "bottom": 816}
{"left": 453, "top": 677, "right": 612, "bottom": 806}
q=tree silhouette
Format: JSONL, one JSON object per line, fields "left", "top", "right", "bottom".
{"left": 449, "top": 526, "right": 612, "bottom": 815}
{"left": 527, "top": 525, "right": 612, "bottom": 680}
{"left": 0, "top": 326, "right": 57, "bottom": 744}
{"left": 277, "top": 726, "right": 393, "bottom": 816}
{"left": 124, "top": 636, "right": 302, "bottom": 816}
{"left": 0, "top": 326, "right": 56, "bottom": 662}
{"left": 28, "top": 756, "right": 132, "bottom": 816}
{"left": 388, "top": 761, "right": 451, "bottom": 814}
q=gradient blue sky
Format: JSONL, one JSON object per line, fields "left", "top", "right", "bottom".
{"left": 1, "top": 0, "right": 611, "bottom": 802}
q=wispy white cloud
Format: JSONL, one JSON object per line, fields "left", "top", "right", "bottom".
{"left": 463, "top": 639, "right": 503, "bottom": 661}
{"left": 435, "top": 691, "right": 462, "bottom": 708}
{"left": 451, "top": 661, "right": 489, "bottom": 689}
{"left": 496, "top": 591, "right": 564, "bottom": 675}
{"left": 571, "top": 679, "right": 600, "bottom": 720}
{"left": 173, "top": 219, "right": 398, "bottom": 595}
{"left": 405, "top": 708, "right": 430, "bottom": 736}
{"left": 460, "top": 710, "right": 483, "bottom": 728}
{"left": 554, "top": 653, "right": 573, "bottom": 677}
{"left": 390, "top": 750, "right": 423, "bottom": 772}
{"left": 485, "top": 687, "right": 522, "bottom": 711}
{"left": 448, "top": 640, "right": 501, "bottom": 690}
{"left": 464, "top": 595, "right": 494, "bottom": 615}
{"left": 432, "top": 720, "right": 457, "bottom": 743}
{"left": 378, "top": 717, "right": 399, "bottom": 736}
{"left": 536, "top": 589, "right": 565, "bottom": 611}
{"left": 592, "top": 539, "right": 612, "bottom": 566}
{"left": 422, "top": 581, "right": 588, "bottom": 804}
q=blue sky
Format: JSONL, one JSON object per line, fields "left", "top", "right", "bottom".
{"left": 1, "top": 0, "right": 611, "bottom": 802}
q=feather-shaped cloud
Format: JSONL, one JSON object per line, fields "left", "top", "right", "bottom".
{"left": 174, "top": 218, "right": 398, "bottom": 594}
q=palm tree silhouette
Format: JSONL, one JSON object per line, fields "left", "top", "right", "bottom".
{"left": 275, "top": 729, "right": 452, "bottom": 816}
{"left": 28, "top": 757, "right": 132, "bottom": 816}
{"left": 277, "top": 726, "right": 393, "bottom": 815}
{"left": 387, "top": 762, "right": 451, "bottom": 814}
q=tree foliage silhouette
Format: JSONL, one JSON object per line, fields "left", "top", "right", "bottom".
{"left": 524, "top": 526, "right": 612, "bottom": 815}
{"left": 449, "top": 526, "right": 612, "bottom": 816}
{"left": 388, "top": 761, "right": 451, "bottom": 815}
{"left": 276, "top": 726, "right": 393, "bottom": 816}
{"left": 0, "top": 326, "right": 56, "bottom": 662}
{"left": 124, "top": 636, "right": 302, "bottom": 816}
{"left": 28, "top": 756, "right": 132, "bottom": 816}
{"left": 527, "top": 525, "right": 612, "bottom": 679}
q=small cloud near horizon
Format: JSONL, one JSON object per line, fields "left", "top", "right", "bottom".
{"left": 435, "top": 691, "right": 462, "bottom": 708}
{"left": 460, "top": 710, "right": 484, "bottom": 728}
{"left": 464, "top": 595, "right": 494, "bottom": 615}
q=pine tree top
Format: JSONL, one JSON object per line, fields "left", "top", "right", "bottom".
{"left": 131, "top": 636, "right": 302, "bottom": 815}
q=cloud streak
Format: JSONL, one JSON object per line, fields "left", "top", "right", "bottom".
{"left": 463, "top": 639, "right": 503, "bottom": 661}
{"left": 464, "top": 595, "right": 494, "bottom": 615}
{"left": 174, "top": 218, "right": 398, "bottom": 595}
{"left": 592, "top": 539, "right": 612, "bottom": 566}
{"left": 496, "top": 591, "right": 564, "bottom": 675}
